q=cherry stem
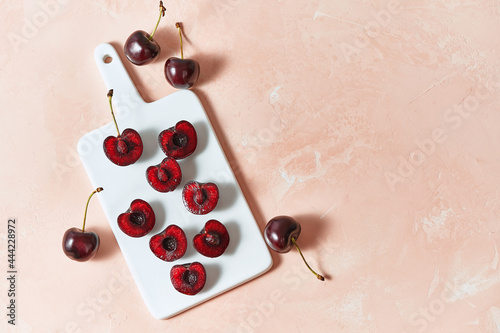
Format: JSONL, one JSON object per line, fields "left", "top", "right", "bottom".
{"left": 82, "top": 187, "right": 103, "bottom": 232}
{"left": 149, "top": 1, "right": 166, "bottom": 41}
{"left": 107, "top": 89, "right": 120, "bottom": 137}
{"left": 176, "top": 22, "right": 184, "bottom": 59}
{"left": 291, "top": 237, "right": 325, "bottom": 281}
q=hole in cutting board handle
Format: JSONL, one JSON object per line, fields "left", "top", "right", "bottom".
{"left": 103, "top": 55, "right": 113, "bottom": 64}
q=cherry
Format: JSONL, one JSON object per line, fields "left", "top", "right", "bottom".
{"left": 170, "top": 262, "right": 206, "bottom": 295}
{"left": 182, "top": 181, "right": 219, "bottom": 215}
{"left": 117, "top": 199, "right": 156, "bottom": 237}
{"left": 146, "top": 157, "right": 182, "bottom": 192}
{"left": 62, "top": 187, "right": 103, "bottom": 262}
{"left": 264, "top": 216, "right": 325, "bottom": 281}
{"left": 158, "top": 120, "right": 197, "bottom": 159}
{"left": 164, "top": 22, "right": 200, "bottom": 89}
{"left": 193, "top": 220, "right": 230, "bottom": 258}
{"left": 103, "top": 89, "right": 143, "bottom": 166}
{"left": 150, "top": 225, "right": 187, "bottom": 262}
{"left": 124, "top": 1, "right": 166, "bottom": 66}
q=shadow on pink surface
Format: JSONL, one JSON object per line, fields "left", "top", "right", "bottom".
{"left": 92, "top": 226, "right": 120, "bottom": 261}
{"left": 194, "top": 52, "right": 227, "bottom": 87}
{"left": 151, "top": 26, "right": 179, "bottom": 63}
{"left": 193, "top": 88, "right": 283, "bottom": 274}
{"left": 294, "top": 213, "right": 332, "bottom": 280}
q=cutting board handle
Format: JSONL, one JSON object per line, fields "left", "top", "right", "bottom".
{"left": 94, "top": 43, "right": 145, "bottom": 106}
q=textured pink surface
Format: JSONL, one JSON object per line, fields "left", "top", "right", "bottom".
{"left": 1, "top": 0, "right": 500, "bottom": 332}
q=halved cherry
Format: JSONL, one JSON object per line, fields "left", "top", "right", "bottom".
{"left": 146, "top": 157, "right": 182, "bottom": 192}
{"left": 182, "top": 181, "right": 219, "bottom": 215}
{"left": 193, "top": 220, "right": 230, "bottom": 258}
{"left": 158, "top": 120, "right": 197, "bottom": 159}
{"left": 149, "top": 225, "right": 187, "bottom": 262}
{"left": 103, "top": 90, "right": 143, "bottom": 166}
{"left": 117, "top": 199, "right": 155, "bottom": 237}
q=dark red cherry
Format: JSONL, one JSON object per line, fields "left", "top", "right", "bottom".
{"left": 170, "top": 262, "right": 206, "bottom": 295}
{"left": 164, "top": 22, "right": 200, "bottom": 89}
{"left": 158, "top": 120, "right": 197, "bottom": 159}
{"left": 264, "top": 215, "right": 301, "bottom": 253}
{"left": 124, "top": 31, "right": 161, "bottom": 66}
{"left": 165, "top": 57, "right": 200, "bottom": 89}
{"left": 264, "top": 216, "right": 325, "bottom": 281}
{"left": 124, "top": 2, "right": 166, "bottom": 66}
{"left": 62, "top": 188, "right": 103, "bottom": 262}
{"left": 104, "top": 128, "right": 143, "bottom": 166}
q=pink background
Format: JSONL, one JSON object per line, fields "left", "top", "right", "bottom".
{"left": 2, "top": 0, "right": 500, "bottom": 332}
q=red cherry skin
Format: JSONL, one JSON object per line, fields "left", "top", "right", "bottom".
{"left": 164, "top": 57, "right": 200, "bottom": 89}
{"left": 264, "top": 216, "right": 301, "bottom": 253}
{"left": 124, "top": 30, "right": 161, "bottom": 66}
{"left": 62, "top": 227, "right": 99, "bottom": 262}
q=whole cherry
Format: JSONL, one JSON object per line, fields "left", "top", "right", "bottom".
{"left": 62, "top": 187, "right": 103, "bottom": 262}
{"left": 124, "top": 1, "right": 166, "bottom": 65}
{"left": 264, "top": 216, "right": 325, "bottom": 281}
{"left": 164, "top": 22, "right": 200, "bottom": 89}
{"left": 103, "top": 89, "right": 143, "bottom": 166}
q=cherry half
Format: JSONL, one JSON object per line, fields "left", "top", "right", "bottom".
{"left": 117, "top": 199, "right": 156, "bottom": 237}
{"left": 146, "top": 157, "right": 182, "bottom": 192}
{"left": 164, "top": 22, "right": 200, "bottom": 89}
{"left": 158, "top": 120, "right": 197, "bottom": 159}
{"left": 62, "top": 187, "right": 103, "bottom": 262}
{"left": 182, "top": 181, "right": 219, "bottom": 215}
{"left": 103, "top": 90, "right": 143, "bottom": 166}
{"left": 264, "top": 216, "right": 325, "bottom": 281}
{"left": 193, "top": 220, "right": 230, "bottom": 258}
{"left": 124, "top": 1, "right": 166, "bottom": 66}
{"left": 150, "top": 225, "right": 187, "bottom": 262}
{"left": 170, "top": 262, "right": 206, "bottom": 295}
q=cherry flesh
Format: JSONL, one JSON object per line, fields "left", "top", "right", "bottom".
{"left": 193, "top": 220, "right": 230, "bottom": 258}
{"left": 118, "top": 199, "right": 156, "bottom": 237}
{"left": 170, "top": 262, "right": 206, "bottom": 295}
{"left": 182, "top": 181, "right": 219, "bottom": 215}
{"left": 103, "top": 89, "right": 143, "bottom": 166}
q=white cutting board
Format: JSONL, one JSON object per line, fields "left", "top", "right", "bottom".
{"left": 77, "top": 43, "right": 273, "bottom": 319}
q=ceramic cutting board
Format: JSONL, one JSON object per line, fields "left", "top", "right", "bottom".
{"left": 77, "top": 43, "right": 273, "bottom": 319}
